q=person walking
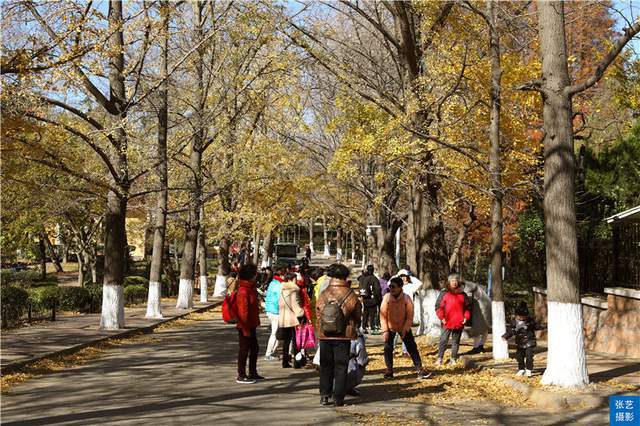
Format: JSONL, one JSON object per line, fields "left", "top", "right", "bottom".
{"left": 436, "top": 273, "right": 470, "bottom": 366}
{"left": 316, "top": 263, "right": 361, "bottom": 407}
{"left": 358, "top": 265, "right": 381, "bottom": 334}
{"left": 502, "top": 301, "right": 537, "bottom": 377}
{"left": 278, "top": 272, "right": 305, "bottom": 369}
{"left": 264, "top": 265, "right": 285, "bottom": 361}
{"left": 235, "top": 264, "right": 264, "bottom": 384}
{"left": 380, "top": 277, "right": 432, "bottom": 380}
{"left": 305, "top": 245, "right": 312, "bottom": 261}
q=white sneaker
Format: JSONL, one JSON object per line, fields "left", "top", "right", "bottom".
{"left": 449, "top": 358, "right": 457, "bottom": 366}
{"left": 516, "top": 370, "right": 525, "bottom": 376}
{"left": 525, "top": 369, "right": 532, "bottom": 377}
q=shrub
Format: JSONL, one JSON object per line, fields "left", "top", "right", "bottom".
{"left": 28, "top": 286, "right": 60, "bottom": 320}
{"left": 1, "top": 269, "right": 44, "bottom": 288}
{"left": 85, "top": 284, "right": 103, "bottom": 313}
{"left": 58, "top": 286, "right": 91, "bottom": 312}
{"left": 1, "top": 285, "right": 30, "bottom": 327}
{"left": 124, "top": 275, "right": 149, "bottom": 287}
{"left": 124, "top": 284, "right": 147, "bottom": 306}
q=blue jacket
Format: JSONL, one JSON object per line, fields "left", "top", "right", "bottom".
{"left": 265, "top": 277, "right": 283, "bottom": 314}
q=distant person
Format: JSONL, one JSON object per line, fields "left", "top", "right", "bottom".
{"left": 235, "top": 264, "right": 264, "bottom": 384}
{"left": 305, "top": 245, "right": 312, "bottom": 261}
{"left": 316, "top": 263, "right": 362, "bottom": 407}
{"left": 264, "top": 265, "right": 285, "bottom": 361}
{"left": 435, "top": 274, "right": 470, "bottom": 366}
{"left": 380, "top": 277, "right": 432, "bottom": 380}
{"left": 358, "top": 265, "right": 381, "bottom": 334}
{"left": 379, "top": 272, "right": 391, "bottom": 296}
{"left": 278, "top": 272, "right": 305, "bottom": 369}
{"left": 502, "top": 301, "right": 537, "bottom": 377}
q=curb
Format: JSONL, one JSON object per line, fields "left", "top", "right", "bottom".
{"left": 462, "top": 356, "right": 607, "bottom": 412}
{"left": 1, "top": 300, "right": 223, "bottom": 374}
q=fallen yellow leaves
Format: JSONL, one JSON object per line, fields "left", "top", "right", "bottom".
{"left": 366, "top": 341, "right": 534, "bottom": 408}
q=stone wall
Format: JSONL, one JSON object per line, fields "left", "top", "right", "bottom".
{"left": 532, "top": 287, "right": 640, "bottom": 358}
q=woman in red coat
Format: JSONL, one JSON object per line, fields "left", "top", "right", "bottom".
{"left": 235, "top": 264, "right": 264, "bottom": 384}
{"left": 436, "top": 274, "right": 470, "bottom": 366}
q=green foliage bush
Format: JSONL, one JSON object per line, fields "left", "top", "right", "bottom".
{"left": 58, "top": 286, "right": 90, "bottom": 312}
{"left": 1, "top": 269, "right": 44, "bottom": 287}
{"left": 124, "top": 275, "right": 149, "bottom": 287}
{"left": 85, "top": 284, "right": 103, "bottom": 313}
{"left": 28, "top": 286, "right": 60, "bottom": 310}
{"left": 124, "top": 284, "right": 147, "bottom": 305}
{"left": 1, "top": 285, "right": 30, "bottom": 326}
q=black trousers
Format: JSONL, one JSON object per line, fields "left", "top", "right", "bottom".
{"left": 238, "top": 328, "right": 259, "bottom": 377}
{"left": 319, "top": 340, "right": 350, "bottom": 403}
{"left": 279, "top": 326, "right": 298, "bottom": 366}
{"left": 437, "top": 328, "right": 462, "bottom": 360}
{"left": 383, "top": 329, "right": 422, "bottom": 371}
{"left": 362, "top": 304, "right": 377, "bottom": 330}
{"left": 516, "top": 347, "right": 534, "bottom": 370}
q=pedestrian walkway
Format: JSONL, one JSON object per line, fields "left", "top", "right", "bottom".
{"left": 1, "top": 298, "right": 222, "bottom": 372}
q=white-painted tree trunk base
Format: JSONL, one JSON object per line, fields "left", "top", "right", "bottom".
{"left": 351, "top": 252, "right": 355, "bottom": 264}
{"left": 323, "top": 245, "right": 330, "bottom": 256}
{"left": 309, "top": 242, "right": 314, "bottom": 254}
{"left": 100, "top": 284, "right": 125, "bottom": 329}
{"left": 213, "top": 274, "right": 227, "bottom": 297}
{"left": 336, "top": 248, "right": 343, "bottom": 261}
{"left": 492, "top": 301, "right": 509, "bottom": 360}
{"left": 200, "top": 275, "right": 208, "bottom": 302}
{"left": 260, "top": 258, "right": 271, "bottom": 268}
{"left": 145, "top": 281, "right": 163, "bottom": 319}
{"left": 541, "top": 301, "right": 589, "bottom": 387}
{"left": 415, "top": 289, "right": 444, "bottom": 337}
{"left": 176, "top": 278, "right": 194, "bottom": 309}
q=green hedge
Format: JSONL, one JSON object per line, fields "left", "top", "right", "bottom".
{"left": 29, "top": 286, "right": 60, "bottom": 310}
{"left": 1, "top": 269, "right": 43, "bottom": 285}
{"left": 1, "top": 286, "right": 30, "bottom": 327}
{"left": 85, "top": 284, "right": 103, "bottom": 313}
{"left": 124, "top": 284, "right": 147, "bottom": 305}
{"left": 58, "top": 286, "right": 91, "bottom": 312}
{"left": 124, "top": 275, "right": 149, "bottom": 287}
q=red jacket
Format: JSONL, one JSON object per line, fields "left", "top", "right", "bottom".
{"left": 436, "top": 291, "right": 470, "bottom": 330}
{"left": 236, "top": 279, "right": 260, "bottom": 335}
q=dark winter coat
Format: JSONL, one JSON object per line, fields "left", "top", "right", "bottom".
{"left": 502, "top": 317, "right": 537, "bottom": 349}
{"left": 358, "top": 273, "right": 382, "bottom": 307}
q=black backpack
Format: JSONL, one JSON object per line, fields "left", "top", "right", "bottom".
{"left": 320, "top": 290, "right": 353, "bottom": 336}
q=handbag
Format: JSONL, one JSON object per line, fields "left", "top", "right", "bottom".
{"left": 296, "top": 323, "right": 317, "bottom": 350}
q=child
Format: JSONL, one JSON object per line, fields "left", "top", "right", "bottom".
{"left": 502, "top": 301, "right": 537, "bottom": 377}
{"left": 345, "top": 332, "right": 369, "bottom": 397}
{"left": 435, "top": 273, "right": 470, "bottom": 366}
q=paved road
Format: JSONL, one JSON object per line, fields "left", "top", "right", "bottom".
{"left": 2, "top": 307, "right": 614, "bottom": 426}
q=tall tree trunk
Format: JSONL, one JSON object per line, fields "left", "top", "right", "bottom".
{"left": 38, "top": 235, "right": 47, "bottom": 280}
{"left": 322, "top": 215, "right": 330, "bottom": 256}
{"left": 252, "top": 228, "right": 260, "bottom": 264}
{"left": 213, "top": 238, "right": 231, "bottom": 296}
{"left": 487, "top": 0, "right": 508, "bottom": 360}
{"left": 77, "top": 251, "right": 85, "bottom": 286}
{"left": 100, "top": 0, "right": 129, "bottom": 330}
{"left": 350, "top": 230, "right": 356, "bottom": 264}
{"left": 198, "top": 205, "right": 208, "bottom": 302}
{"left": 308, "top": 218, "right": 314, "bottom": 254}
{"left": 146, "top": 0, "right": 169, "bottom": 318}
{"left": 41, "top": 229, "right": 63, "bottom": 272}
{"left": 101, "top": 190, "right": 127, "bottom": 329}
{"left": 335, "top": 221, "right": 343, "bottom": 261}
{"left": 537, "top": 0, "right": 587, "bottom": 387}
{"left": 177, "top": 1, "right": 205, "bottom": 309}
{"left": 261, "top": 229, "right": 274, "bottom": 267}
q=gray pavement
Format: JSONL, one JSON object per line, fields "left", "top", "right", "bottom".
{"left": 1, "top": 299, "right": 222, "bottom": 371}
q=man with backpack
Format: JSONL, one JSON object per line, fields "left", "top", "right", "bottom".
{"left": 315, "top": 263, "right": 362, "bottom": 407}
{"left": 358, "top": 265, "right": 382, "bottom": 334}
{"left": 235, "top": 263, "right": 264, "bottom": 384}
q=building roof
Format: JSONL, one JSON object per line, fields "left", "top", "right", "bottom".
{"left": 605, "top": 205, "right": 640, "bottom": 223}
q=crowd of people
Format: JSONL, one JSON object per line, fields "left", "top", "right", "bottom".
{"left": 230, "top": 253, "right": 537, "bottom": 407}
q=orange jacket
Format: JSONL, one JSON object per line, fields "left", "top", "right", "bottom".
{"left": 236, "top": 279, "right": 260, "bottom": 335}
{"left": 380, "top": 293, "right": 413, "bottom": 333}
